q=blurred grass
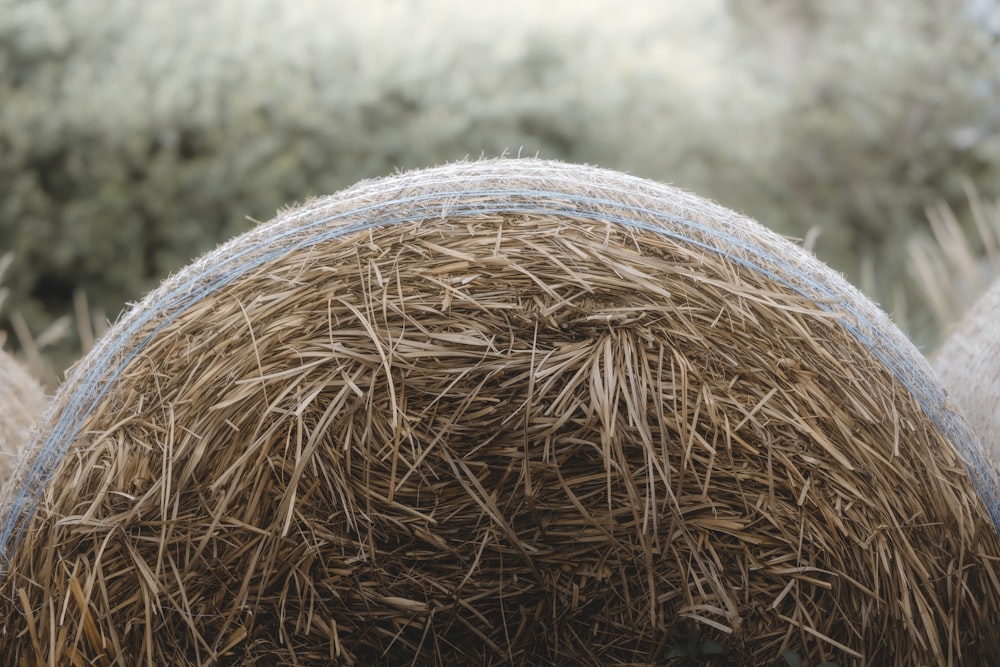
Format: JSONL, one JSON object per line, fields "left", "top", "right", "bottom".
{"left": 906, "top": 184, "right": 1000, "bottom": 339}
{"left": 2, "top": 0, "right": 999, "bottom": 382}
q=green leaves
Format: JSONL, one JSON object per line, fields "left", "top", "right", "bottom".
{"left": 781, "top": 648, "right": 839, "bottom": 667}
{"left": 664, "top": 630, "right": 727, "bottom": 664}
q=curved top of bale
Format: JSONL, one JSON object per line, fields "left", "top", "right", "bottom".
{"left": 932, "top": 278, "right": 1000, "bottom": 461}
{"left": 0, "top": 349, "right": 45, "bottom": 488}
{"left": 2, "top": 159, "right": 999, "bottom": 666}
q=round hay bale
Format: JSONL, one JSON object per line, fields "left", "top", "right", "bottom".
{"left": 0, "top": 349, "right": 45, "bottom": 488}
{"left": 2, "top": 159, "right": 999, "bottom": 666}
{"left": 933, "top": 279, "right": 1000, "bottom": 461}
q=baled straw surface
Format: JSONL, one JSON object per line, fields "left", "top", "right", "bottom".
{"left": 0, "top": 348, "right": 45, "bottom": 488}
{"left": 2, "top": 159, "right": 1000, "bottom": 666}
{"left": 933, "top": 279, "right": 1000, "bottom": 462}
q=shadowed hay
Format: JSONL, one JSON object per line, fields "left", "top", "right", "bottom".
{"left": 2, "top": 159, "right": 999, "bottom": 666}
{"left": 0, "top": 348, "right": 45, "bottom": 488}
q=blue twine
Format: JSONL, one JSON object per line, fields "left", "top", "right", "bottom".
{"left": 3, "top": 184, "right": 997, "bottom": 574}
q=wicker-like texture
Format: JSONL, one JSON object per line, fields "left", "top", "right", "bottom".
{"left": 0, "top": 349, "right": 44, "bottom": 488}
{"left": 2, "top": 160, "right": 999, "bottom": 666}
{"left": 933, "top": 279, "right": 1000, "bottom": 462}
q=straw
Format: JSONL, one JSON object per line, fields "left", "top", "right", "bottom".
{"left": 933, "top": 279, "right": 1000, "bottom": 463}
{"left": 1, "top": 159, "right": 998, "bottom": 665}
{"left": 0, "top": 348, "right": 45, "bottom": 488}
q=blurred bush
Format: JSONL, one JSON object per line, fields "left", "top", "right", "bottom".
{"left": 725, "top": 0, "right": 1000, "bottom": 345}
{"left": 1, "top": 0, "right": 997, "bottom": 374}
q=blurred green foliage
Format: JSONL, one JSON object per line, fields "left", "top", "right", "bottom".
{"left": 1, "top": 0, "right": 998, "bottom": 374}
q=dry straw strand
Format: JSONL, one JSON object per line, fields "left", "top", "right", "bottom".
{"left": 0, "top": 348, "right": 45, "bottom": 489}
{"left": 932, "top": 279, "right": 1000, "bottom": 464}
{"left": 1, "top": 159, "right": 999, "bottom": 665}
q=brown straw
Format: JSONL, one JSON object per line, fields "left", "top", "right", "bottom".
{"left": 1, "top": 159, "right": 998, "bottom": 665}
{"left": 0, "top": 349, "right": 45, "bottom": 489}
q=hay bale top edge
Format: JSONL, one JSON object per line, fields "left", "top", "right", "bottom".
{"left": 3, "top": 158, "right": 996, "bottom": 562}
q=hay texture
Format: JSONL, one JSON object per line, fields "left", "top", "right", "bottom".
{"left": 2, "top": 159, "right": 1000, "bottom": 666}
{"left": 933, "top": 279, "right": 1000, "bottom": 462}
{"left": 0, "top": 349, "right": 45, "bottom": 488}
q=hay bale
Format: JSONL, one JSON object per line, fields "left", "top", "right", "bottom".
{"left": 2, "top": 159, "right": 999, "bottom": 666}
{"left": 0, "top": 349, "right": 45, "bottom": 488}
{"left": 933, "top": 279, "right": 1000, "bottom": 461}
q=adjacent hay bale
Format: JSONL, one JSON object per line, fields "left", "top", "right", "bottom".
{"left": 2, "top": 159, "right": 999, "bottom": 666}
{"left": 0, "top": 349, "right": 45, "bottom": 488}
{"left": 933, "top": 279, "right": 1000, "bottom": 461}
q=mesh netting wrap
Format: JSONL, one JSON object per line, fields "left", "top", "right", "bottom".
{"left": 2, "top": 159, "right": 999, "bottom": 665}
{"left": 0, "top": 349, "right": 45, "bottom": 489}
